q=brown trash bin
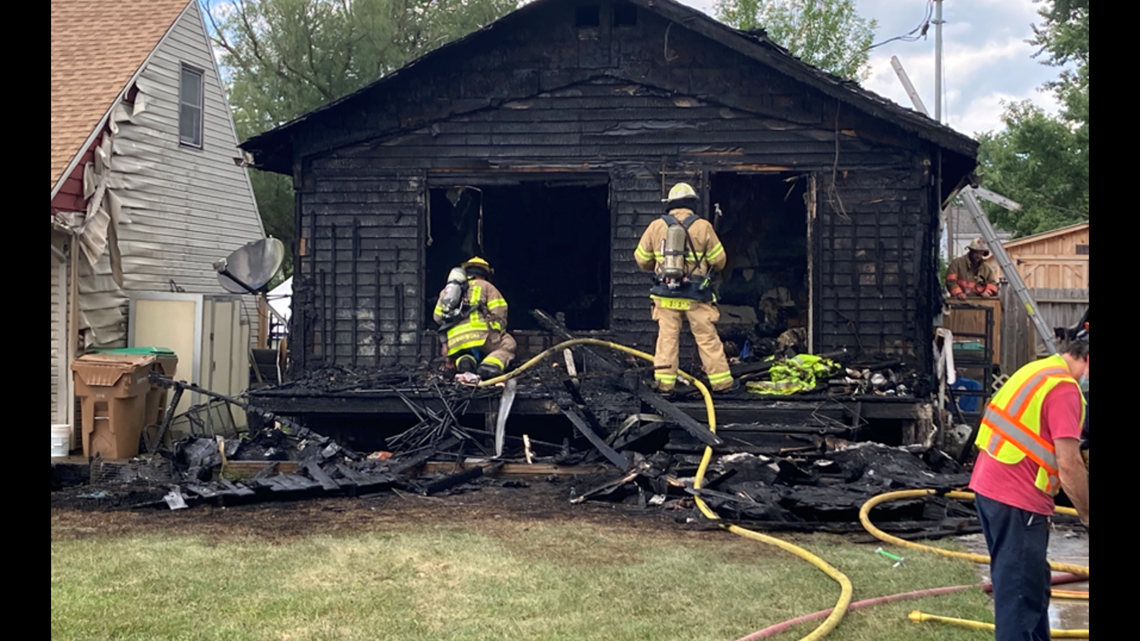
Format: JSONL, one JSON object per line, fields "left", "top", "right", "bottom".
{"left": 71, "top": 354, "right": 155, "bottom": 459}
{"left": 91, "top": 348, "right": 179, "bottom": 450}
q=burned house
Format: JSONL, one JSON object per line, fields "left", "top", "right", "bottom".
{"left": 240, "top": 0, "right": 978, "bottom": 443}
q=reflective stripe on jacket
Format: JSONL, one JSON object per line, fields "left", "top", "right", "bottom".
{"left": 432, "top": 277, "right": 508, "bottom": 356}
{"left": 974, "top": 354, "right": 1086, "bottom": 495}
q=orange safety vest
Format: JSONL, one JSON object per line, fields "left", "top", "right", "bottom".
{"left": 974, "top": 354, "right": 1086, "bottom": 495}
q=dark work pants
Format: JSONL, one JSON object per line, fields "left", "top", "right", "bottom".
{"left": 975, "top": 492, "right": 1052, "bottom": 641}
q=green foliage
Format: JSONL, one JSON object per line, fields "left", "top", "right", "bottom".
{"left": 713, "top": 0, "right": 877, "bottom": 81}
{"left": 205, "top": 0, "right": 519, "bottom": 276}
{"left": 976, "top": 0, "right": 1088, "bottom": 237}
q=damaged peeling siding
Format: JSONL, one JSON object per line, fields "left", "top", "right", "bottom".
{"left": 77, "top": 1, "right": 264, "bottom": 349}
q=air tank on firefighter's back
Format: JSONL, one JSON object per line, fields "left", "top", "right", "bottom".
{"left": 661, "top": 223, "right": 688, "bottom": 282}
{"left": 439, "top": 267, "right": 469, "bottom": 316}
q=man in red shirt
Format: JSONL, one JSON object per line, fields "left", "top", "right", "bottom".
{"left": 969, "top": 339, "right": 1089, "bottom": 641}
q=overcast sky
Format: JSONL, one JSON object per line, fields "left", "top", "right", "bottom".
{"left": 676, "top": 0, "right": 1066, "bottom": 138}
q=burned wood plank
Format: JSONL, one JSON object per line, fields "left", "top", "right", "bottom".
{"left": 302, "top": 461, "right": 341, "bottom": 492}
{"left": 531, "top": 309, "right": 723, "bottom": 447}
{"left": 420, "top": 461, "right": 607, "bottom": 476}
{"left": 422, "top": 462, "right": 501, "bottom": 496}
{"left": 334, "top": 462, "right": 371, "bottom": 485}
{"left": 250, "top": 461, "right": 281, "bottom": 481}
{"left": 183, "top": 483, "right": 218, "bottom": 499}
{"left": 390, "top": 436, "right": 462, "bottom": 474}
{"left": 703, "top": 468, "right": 737, "bottom": 490}
{"left": 217, "top": 478, "right": 255, "bottom": 496}
{"left": 559, "top": 405, "right": 630, "bottom": 470}
{"left": 570, "top": 468, "right": 641, "bottom": 504}
{"left": 261, "top": 476, "right": 295, "bottom": 492}
{"left": 634, "top": 385, "right": 724, "bottom": 447}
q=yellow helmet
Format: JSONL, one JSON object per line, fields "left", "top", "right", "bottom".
{"left": 667, "top": 182, "right": 698, "bottom": 202}
{"left": 461, "top": 256, "right": 493, "bottom": 274}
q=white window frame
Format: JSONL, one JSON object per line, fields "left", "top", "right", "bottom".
{"left": 179, "top": 63, "right": 204, "bottom": 149}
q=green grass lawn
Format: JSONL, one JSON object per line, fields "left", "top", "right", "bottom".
{"left": 51, "top": 511, "right": 994, "bottom": 641}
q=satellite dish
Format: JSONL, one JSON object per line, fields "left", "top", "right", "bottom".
{"left": 214, "top": 237, "right": 285, "bottom": 294}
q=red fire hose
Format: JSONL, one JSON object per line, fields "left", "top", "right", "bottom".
{"left": 735, "top": 573, "right": 1088, "bottom": 641}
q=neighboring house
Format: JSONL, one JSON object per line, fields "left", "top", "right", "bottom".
{"left": 239, "top": 0, "right": 978, "bottom": 386}
{"left": 50, "top": 0, "right": 265, "bottom": 428}
{"left": 985, "top": 221, "right": 1089, "bottom": 289}
{"left": 945, "top": 204, "right": 1013, "bottom": 259}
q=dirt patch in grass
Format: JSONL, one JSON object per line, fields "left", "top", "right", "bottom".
{"left": 51, "top": 477, "right": 741, "bottom": 547}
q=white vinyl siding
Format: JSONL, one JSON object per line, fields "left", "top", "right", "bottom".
{"left": 179, "top": 64, "right": 204, "bottom": 148}
{"left": 82, "top": 0, "right": 264, "bottom": 348}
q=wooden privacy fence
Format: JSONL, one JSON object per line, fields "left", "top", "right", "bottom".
{"left": 999, "top": 285, "right": 1089, "bottom": 374}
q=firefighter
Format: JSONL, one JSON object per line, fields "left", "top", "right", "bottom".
{"left": 432, "top": 257, "right": 516, "bottom": 380}
{"left": 946, "top": 237, "right": 999, "bottom": 299}
{"left": 634, "top": 182, "right": 736, "bottom": 393}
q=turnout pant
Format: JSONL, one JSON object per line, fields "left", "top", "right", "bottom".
{"left": 651, "top": 299, "right": 733, "bottom": 391}
{"left": 447, "top": 331, "right": 517, "bottom": 372}
{"left": 975, "top": 492, "right": 1052, "bottom": 641}
{"left": 479, "top": 331, "right": 516, "bottom": 371}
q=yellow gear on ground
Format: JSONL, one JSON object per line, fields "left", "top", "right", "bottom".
{"left": 748, "top": 354, "right": 840, "bottom": 395}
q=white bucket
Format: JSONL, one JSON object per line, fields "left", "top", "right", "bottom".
{"left": 51, "top": 424, "right": 71, "bottom": 457}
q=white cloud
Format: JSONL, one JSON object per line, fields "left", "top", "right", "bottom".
{"left": 861, "top": 36, "right": 1042, "bottom": 131}
{"left": 670, "top": 0, "right": 1067, "bottom": 137}
{"left": 951, "top": 89, "right": 1061, "bottom": 137}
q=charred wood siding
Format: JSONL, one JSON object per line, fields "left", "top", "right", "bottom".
{"left": 294, "top": 172, "right": 424, "bottom": 371}
{"left": 287, "top": 3, "right": 942, "bottom": 375}
{"left": 814, "top": 171, "right": 938, "bottom": 361}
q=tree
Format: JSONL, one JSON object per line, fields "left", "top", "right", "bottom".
{"left": 976, "top": 0, "right": 1088, "bottom": 237}
{"left": 205, "top": 0, "right": 518, "bottom": 279}
{"left": 713, "top": 0, "right": 877, "bottom": 81}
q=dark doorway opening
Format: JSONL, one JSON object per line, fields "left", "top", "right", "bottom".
{"left": 425, "top": 178, "right": 611, "bottom": 331}
{"left": 708, "top": 173, "right": 810, "bottom": 357}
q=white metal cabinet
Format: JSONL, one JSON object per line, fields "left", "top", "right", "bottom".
{"left": 127, "top": 293, "right": 250, "bottom": 420}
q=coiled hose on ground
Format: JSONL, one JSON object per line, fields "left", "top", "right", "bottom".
{"left": 480, "top": 338, "right": 853, "bottom": 641}
{"left": 479, "top": 339, "right": 1089, "bottom": 639}
{"left": 859, "top": 489, "right": 1089, "bottom": 637}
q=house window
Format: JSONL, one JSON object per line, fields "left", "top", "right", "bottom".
{"left": 1075, "top": 243, "right": 1089, "bottom": 255}
{"left": 179, "top": 64, "right": 204, "bottom": 148}
{"left": 576, "top": 4, "right": 600, "bottom": 27}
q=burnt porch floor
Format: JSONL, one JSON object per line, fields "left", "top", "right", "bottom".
{"left": 249, "top": 380, "right": 933, "bottom": 456}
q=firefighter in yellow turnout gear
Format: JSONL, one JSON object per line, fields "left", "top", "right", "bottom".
{"left": 432, "top": 257, "right": 516, "bottom": 380}
{"left": 635, "top": 183, "right": 736, "bottom": 393}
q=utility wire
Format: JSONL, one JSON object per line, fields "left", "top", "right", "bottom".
{"left": 865, "top": 0, "right": 933, "bottom": 51}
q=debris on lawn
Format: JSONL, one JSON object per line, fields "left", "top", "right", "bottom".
{"left": 52, "top": 308, "right": 980, "bottom": 541}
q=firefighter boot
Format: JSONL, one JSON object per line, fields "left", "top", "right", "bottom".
{"left": 456, "top": 354, "right": 478, "bottom": 374}
{"left": 477, "top": 362, "right": 503, "bottom": 380}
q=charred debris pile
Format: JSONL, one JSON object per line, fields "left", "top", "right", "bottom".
{"left": 52, "top": 311, "right": 987, "bottom": 538}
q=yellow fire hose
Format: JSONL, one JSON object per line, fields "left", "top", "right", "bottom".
{"left": 860, "top": 489, "right": 1089, "bottom": 635}
{"left": 481, "top": 338, "right": 854, "bottom": 641}
{"left": 908, "top": 610, "right": 1089, "bottom": 638}
{"left": 859, "top": 489, "right": 1089, "bottom": 577}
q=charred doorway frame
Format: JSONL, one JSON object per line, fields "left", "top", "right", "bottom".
{"left": 704, "top": 169, "right": 818, "bottom": 354}
{"left": 421, "top": 170, "right": 615, "bottom": 342}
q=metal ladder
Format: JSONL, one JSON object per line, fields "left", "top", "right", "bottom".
{"left": 891, "top": 56, "right": 1059, "bottom": 357}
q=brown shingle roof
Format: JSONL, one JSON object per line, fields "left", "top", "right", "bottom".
{"left": 51, "top": 0, "right": 190, "bottom": 191}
